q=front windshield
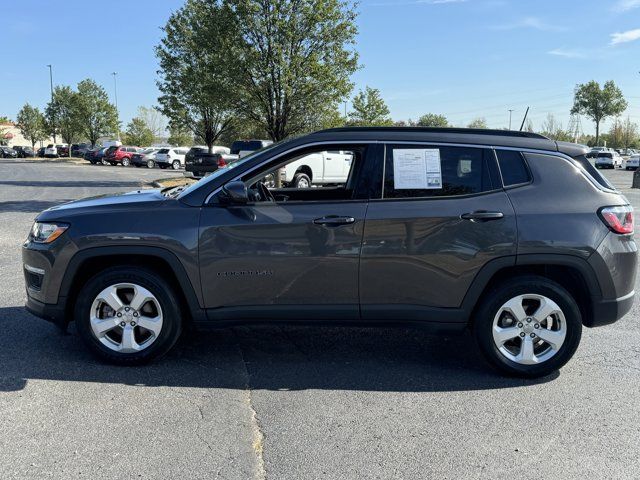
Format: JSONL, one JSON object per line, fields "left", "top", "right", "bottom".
{"left": 175, "top": 140, "right": 283, "bottom": 199}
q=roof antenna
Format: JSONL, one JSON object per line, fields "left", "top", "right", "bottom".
{"left": 519, "top": 106, "right": 530, "bottom": 131}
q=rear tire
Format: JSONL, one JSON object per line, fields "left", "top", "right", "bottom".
{"left": 473, "top": 276, "right": 582, "bottom": 378}
{"left": 147, "top": 160, "right": 155, "bottom": 169}
{"left": 172, "top": 160, "right": 181, "bottom": 170}
{"left": 75, "top": 267, "right": 183, "bottom": 365}
{"left": 292, "top": 172, "right": 311, "bottom": 188}
{"left": 122, "top": 158, "right": 130, "bottom": 167}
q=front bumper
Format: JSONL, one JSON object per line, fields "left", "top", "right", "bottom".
{"left": 25, "top": 295, "right": 67, "bottom": 328}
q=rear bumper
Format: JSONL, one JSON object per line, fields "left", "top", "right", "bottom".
{"left": 588, "top": 291, "right": 635, "bottom": 327}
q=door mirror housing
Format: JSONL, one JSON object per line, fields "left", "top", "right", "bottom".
{"left": 221, "top": 181, "right": 249, "bottom": 204}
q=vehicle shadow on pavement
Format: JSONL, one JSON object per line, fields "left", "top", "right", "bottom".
{"left": 0, "top": 306, "right": 557, "bottom": 393}
{"left": 0, "top": 200, "right": 75, "bottom": 213}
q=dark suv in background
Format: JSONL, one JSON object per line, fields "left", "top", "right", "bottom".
{"left": 22, "top": 127, "right": 637, "bottom": 377}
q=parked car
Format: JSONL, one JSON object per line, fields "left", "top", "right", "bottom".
{"left": 131, "top": 148, "right": 160, "bottom": 168}
{"left": 595, "top": 151, "right": 623, "bottom": 169}
{"left": 185, "top": 152, "right": 239, "bottom": 177}
{"left": 103, "top": 146, "right": 143, "bottom": 166}
{"left": 625, "top": 154, "right": 640, "bottom": 171}
{"left": 278, "top": 150, "right": 354, "bottom": 188}
{"left": 84, "top": 147, "right": 108, "bottom": 164}
{"left": 44, "top": 144, "right": 58, "bottom": 158}
{"left": 37, "top": 147, "right": 46, "bottom": 157}
{"left": 22, "top": 127, "right": 637, "bottom": 377}
{"left": 71, "top": 143, "right": 92, "bottom": 158}
{"left": 184, "top": 146, "right": 230, "bottom": 168}
{"left": 12, "top": 146, "right": 34, "bottom": 158}
{"left": 154, "top": 147, "right": 191, "bottom": 170}
{"left": 56, "top": 144, "right": 69, "bottom": 157}
{"left": 230, "top": 139, "right": 273, "bottom": 158}
{"left": 0, "top": 146, "right": 18, "bottom": 158}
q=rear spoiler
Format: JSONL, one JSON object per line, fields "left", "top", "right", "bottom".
{"left": 556, "top": 141, "right": 590, "bottom": 158}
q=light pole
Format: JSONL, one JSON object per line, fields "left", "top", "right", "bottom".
{"left": 508, "top": 109, "right": 514, "bottom": 130}
{"left": 47, "top": 64, "right": 56, "bottom": 143}
{"left": 111, "top": 72, "right": 120, "bottom": 141}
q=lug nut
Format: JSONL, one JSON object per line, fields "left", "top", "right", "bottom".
{"left": 133, "top": 312, "right": 139, "bottom": 317}
{"left": 117, "top": 312, "right": 122, "bottom": 317}
{"left": 125, "top": 307, "right": 130, "bottom": 312}
{"left": 526, "top": 318, "right": 532, "bottom": 323}
{"left": 131, "top": 321, "right": 136, "bottom": 326}
{"left": 120, "top": 322, "right": 126, "bottom": 327}
{"left": 520, "top": 332, "right": 525, "bottom": 338}
{"left": 534, "top": 323, "right": 540, "bottom": 329}
{"left": 518, "top": 323, "right": 523, "bottom": 328}
{"left": 530, "top": 333, "right": 536, "bottom": 338}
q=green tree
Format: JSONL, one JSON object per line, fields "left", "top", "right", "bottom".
{"left": 467, "top": 117, "right": 488, "bottom": 129}
{"left": 417, "top": 113, "right": 449, "bottom": 127}
{"left": 167, "top": 123, "right": 194, "bottom": 146}
{"left": 156, "top": 1, "right": 236, "bottom": 152}
{"left": 225, "top": 0, "right": 359, "bottom": 140}
{"left": 348, "top": 87, "right": 393, "bottom": 126}
{"left": 75, "top": 79, "right": 119, "bottom": 147}
{"left": 16, "top": 103, "right": 46, "bottom": 149}
{"left": 45, "top": 85, "right": 84, "bottom": 148}
{"left": 621, "top": 117, "right": 638, "bottom": 149}
{"left": 571, "top": 80, "right": 627, "bottom": 146}
{"left": 123, "top": 117, "right": 155, "bottom": 147}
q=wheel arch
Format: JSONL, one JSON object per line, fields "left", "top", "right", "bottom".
{"left": 60, "top": 246, "right": 206, "bottom": 326}
{"left": 295, "top": 165, "right": 313, "bottom": 180}
{"left": 463, "top": 254, "right": 602, "bottom": 327}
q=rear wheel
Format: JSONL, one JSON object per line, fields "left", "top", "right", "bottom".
{"left": 172, "top": 160, "right": 181, "bottom": 170}
{"left": 122, "top": 157, "right": 130, "bottom": 167}
{"left": 147, "top": 160, "right": 155, "bottom": 169}
{"left": 293, "top": 173, "right": 311, "bottom": 188}
{"left": 75, "top": 267, "right": 183, "bottom": 365}
{"left": 473, "top": 276, "right": 582, "bottom": 378}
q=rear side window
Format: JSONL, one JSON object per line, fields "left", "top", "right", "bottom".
{"left": 572, "top": 154, "right": 615, "bottom": 190}
{"left": 496, "top": 150, "right": 531, "bottom": 187}
{"left": 383, "top": 145, "right": 495, "bottom": 199}
{"left": 158, "top": 149, "right": 170, "bottom": 154}
{"left": 597, "top": 152, "right": 613, "bottom": 158}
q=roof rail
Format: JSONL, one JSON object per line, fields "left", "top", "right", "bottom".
{"left": 316, "top": 126, "right": 550, "bottom": 140}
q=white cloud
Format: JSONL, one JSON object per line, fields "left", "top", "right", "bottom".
{"left": 613, "top": 0, "right": 640, "bottom": 12}
{"left": 493, "top": 16, "right": 566, "bottom": 32}
{"left": 610, "top": 28, "right": 640, "bottom": 45}
{"left": 547, "top": 48, "right": 587, "bottom": 59}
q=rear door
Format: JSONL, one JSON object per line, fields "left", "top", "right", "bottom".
{"left": 360, "top": 143, "right": 516, "bottom": 320}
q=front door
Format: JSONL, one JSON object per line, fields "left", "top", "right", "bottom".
{"left": 360, "top": 143, "right": 517, "bottom": 319}
{"left": 198, "top": 144, "right": 372, "bottom": 321}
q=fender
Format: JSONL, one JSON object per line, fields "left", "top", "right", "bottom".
{"left": 59, "top": 245, "right": 206, "bottom": 323}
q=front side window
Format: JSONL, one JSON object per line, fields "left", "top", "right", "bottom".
{"left": 383, "top": 145, "right": 495, "bottom": 199}
{"left": 241, "top": 146, "right": 366, "bottom": 203}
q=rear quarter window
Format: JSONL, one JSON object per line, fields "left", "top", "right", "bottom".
{"left": 496, "top": 150, "right": 532, "bottom": 187}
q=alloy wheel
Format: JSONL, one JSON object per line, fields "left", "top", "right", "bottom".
{"left": 89, "top": 283, "right": 163, "bottom": 353}
{"left": 491, "top": 294, "right": 567, "bottom": 365}
{"left": 147, "top": 160, "right": 155, "bottom": 169}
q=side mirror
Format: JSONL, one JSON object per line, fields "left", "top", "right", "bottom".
{"left": 221, "top": 181, "right": 249, "bottom": 204}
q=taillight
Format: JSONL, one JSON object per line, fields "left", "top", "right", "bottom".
{"left": 217, "top": 157, "right": 227, "bottom": 168}
{"left": 600, "top": 206, "right": 634, "bottom": 234}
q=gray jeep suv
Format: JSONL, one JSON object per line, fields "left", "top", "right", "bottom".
{"left": 22, "top": 127, "right": 637, "bottom": 377}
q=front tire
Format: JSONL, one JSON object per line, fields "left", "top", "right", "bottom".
{"left": 75, "top": 267, "right": 183, "bottom": 365}
{"left": 122, "top": 157, "right": 130, "bottom": 167}
{"left": 172, "top": 160, "right": 181, "bottom": 170}
{"left": 473, "top": 276, "right": 582, "bottom": 378}
{"left": 292, "top": 172, "right": 311, "bottom": 188}
{"left": 147, "top": 160, "right": 155, "bottom": 169}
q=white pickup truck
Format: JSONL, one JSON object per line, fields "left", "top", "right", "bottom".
{"left": 282, "top": 150, "right": 353, "bottom": 188}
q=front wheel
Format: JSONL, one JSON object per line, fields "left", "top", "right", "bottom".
{"left": 172, "top": 160, "right": 181, "bottom": 170}
{"left": 121, "top": 157, "right": 130, "bottom": 167}
{"left": 292, "top": 173, "right": 311, "bottom": 188}
{"left": 102, "top": 159, "right": 110, "bottom": 166}
{"left": 473, "top": 276, "right": 582, "bottom": 378}
{"left": 147, "top": 160, "right": 155, "bottom": 169}
{"left": 75, "top": 267, "right": 183, "bottom": 365}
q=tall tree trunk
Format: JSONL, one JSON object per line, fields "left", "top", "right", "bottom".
{"left": 595, "top": 121, "right": 600, "bottom": 146}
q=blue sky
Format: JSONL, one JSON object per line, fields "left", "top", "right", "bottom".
{"left": 2, "top": 0, "right": 639, "bottom": 135}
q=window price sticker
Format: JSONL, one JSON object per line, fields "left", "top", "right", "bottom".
{"left": 393, "top": 149, "right": 443, "bottom": 189}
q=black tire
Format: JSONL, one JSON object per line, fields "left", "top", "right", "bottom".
{"left": 147, "top": 160, "right": 155, "bottom": 169}
{"left": 74, "top": 267, "right": 183, "bottom": 365}
{"left": 122, "top": 157, "right": 130, "bottom": 167}
{"left": 473, "top": 275, "right": 582, "bottom": 378}
{"left": 172, "top": 160, "right": 181, "bottom": 170}
{"left": 292, "top": 172, "right": 311, "bottom": 188}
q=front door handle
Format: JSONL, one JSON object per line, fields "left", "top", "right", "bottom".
{"left": 460, "top": 211, "right": 504, "bottom": 222}
{"left": 313, "top": 216, "right": 356, "bottom": 226}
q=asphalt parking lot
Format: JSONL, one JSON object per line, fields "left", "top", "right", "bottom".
{"left": 0, "top": 160, "right": 639, "bottom": 479}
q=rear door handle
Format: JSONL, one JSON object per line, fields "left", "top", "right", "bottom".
{"left": 313, "top": 216, "right": 356, "bottom": 226}
{"left": 460, "top": 211, "right": 504, "bottom": 222}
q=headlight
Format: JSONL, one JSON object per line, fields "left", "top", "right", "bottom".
{"left": 30, "top": 222, "right": 69, "bottom": 243}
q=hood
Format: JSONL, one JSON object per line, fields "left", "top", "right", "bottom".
{"left": 37, "top": 189, "right": 168, "bottom": 220}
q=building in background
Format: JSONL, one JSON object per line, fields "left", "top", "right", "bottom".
{"left": 0, "top": 121, "right": 57, "bottom": 148}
